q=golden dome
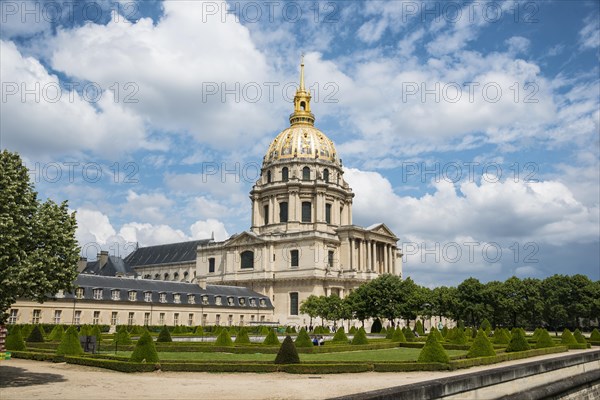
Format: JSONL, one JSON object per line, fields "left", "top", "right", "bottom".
{"left": 265, "top": 125, "right": 339, "bottom": 166}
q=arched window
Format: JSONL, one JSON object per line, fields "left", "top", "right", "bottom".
{"left": 300, "top": 101, "right": 306, "bottom": 110}
{"left": 302, "top": 202, "right": 311, "bottom": 223}
{"left": 267, "top": 170, "right": 272, "bottom": 183}
{"left": 241, "top": 251, "right": 254, "bottom": 269}
{"left": 163, "top": 272, "right": 169, "bottom": 281}
{"left": 282, "top": 167, "right": 289, "bottom": 182}
{"left": 302, "top": 167, "right": 310, "bottom": 181}
{"left": 323, "top": 169, "right": 329, "bottom": 183}
{"left": 154, "top": 273, "right": 160, "bottom": 280}
{"left": 173, "top": 272, "right": 179, "bottom": 281}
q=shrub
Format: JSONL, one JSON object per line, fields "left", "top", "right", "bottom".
{"left": 263, "top": 329, "right": 280, "bottom": 345}
{"left": 194, "top": 325, "right": 204, "bottom": 336}
{"left": 392, "top": 327, "right": 406, "bottom": 342}
{"left": 573, "top": 329, "right": 587, "bottom": 344}
{"left": 27, "top": 325, "right": 45, "bottom": 342}
{"left": 56, "top": 326, "right": 84, "bottom": 356}
{"left": 259, "top": 326, "right": 270, "bottom": 335}
{"left": 79, "top": 325, "right": 91, "bottom": 336}
{"left": 430, "top": 327, "right": 444, "bottom": 342}
{"left": 493, "top": 328, "right": 510, "bottom": 344}
{"left": 535, "top": 329, "right": 555, "bottom": 349}
{"left": 480, "top": 318, "right": 492, "bottom": 331}
{"left": 471, "top": 327, "right": 478, "bottom": 339}
{"left": 441, "top": 326, "right": 448, "bottom": 338}
{"left": 48, "top": 325, "right": 64, "bottom": 341}
{"left": 417, "top": 333, "right": 449, "bottom": 363}
{"left": 114, "top": 326, "right": 132, "bottom": 345}
{"left": 561, "top": 329, "right": 578, "bottom": 345}
{"left": 371, "top": 319, "right": 382, "bottom": 333}
{"left": 332, "top": 327, "right": 348, "bottom": 343}
{"left": 294, "top": 328, "right": 313, "bottom": 348}
{"left": 415, "top": 320, "right": 425, "bottom": 336}
{"left": 532, "top": 327, "right": 542, "bottom": 341}
{"left": 91, "top": 325, "right": 103, "bottom": 342}
{"left": 6, "top": 326, "right": 26, "bottom": 351}
{"left": 449, "top": 327, "right": 468, "bottom": 345}
{"left": 385, "top": 327, "right": 394, "bottom": 339}
{"left": 590, "top": 328, "right": 600, "bottom": 342}
{"left": 214, "top": 329, "right": 233, "bottom": 346}
{"left": 403, "top": 327, "right": 416, "bottom": 342}
{"left": 349, "top": 326, "right": 357, "bottom": 334}
{"left": 467, "top": 329, "right": 496, "bottom": 358}
{"left": 157, "top": 325, "right": 173, "bottom": 342}
{"left": 274, "top": 335, "right": 300, "bottom": 364}
{"left": 234, "top": 328, "right": 251, "bottom": 345}
{"left": 506, "top": 328, "right": 531, "bottom": 352}
{"left": 130, "top": 331, "right": 159, "bottom": 363}
{"left": 351, "top": 327, "right": 368, "bottom": 345}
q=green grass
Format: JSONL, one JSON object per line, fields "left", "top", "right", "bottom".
{"left": 106, "top": 348, "right": 466, "bottom": 362}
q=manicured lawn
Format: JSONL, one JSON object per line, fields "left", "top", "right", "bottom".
{"left": 108, "top": 347, "right": 466, "bottom": 362}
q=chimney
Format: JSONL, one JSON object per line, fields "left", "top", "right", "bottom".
{"left": 77, "top": 257, "right": 88, "bottom": 273}
{"left": 197, "top": 276, "right": 207, "bottom": 290}
{"left": 98, "top": 251, "right": 109, "bottom": 269}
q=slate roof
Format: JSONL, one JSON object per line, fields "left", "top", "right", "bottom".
{"left": 124, "top": 240, "right": 210, "bottom": 267}
{"left": 60, "top": 274, "right": 273, "bottom": 309}
{"left": 82, "top": 256, "right": 137, "bottom": 277}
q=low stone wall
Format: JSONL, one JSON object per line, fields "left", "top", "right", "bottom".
{"left": 330, "top": 350, "right": 600, "bottom": 400}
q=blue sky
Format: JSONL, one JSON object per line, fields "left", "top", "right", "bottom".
{"left": 1, "top": 0, "right": 599, "bottom": 286}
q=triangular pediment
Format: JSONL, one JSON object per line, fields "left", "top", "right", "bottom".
{"left": 225, "top": 231, "right": 265, "bottom": 247}
{"left": 366, "top": 223, "right": 397, "bottom": 238}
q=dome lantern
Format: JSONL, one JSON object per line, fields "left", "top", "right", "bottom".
{"left": 289, "top": 55, "right": 315, "bottom": 126}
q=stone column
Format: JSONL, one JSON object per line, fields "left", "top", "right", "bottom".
{"left": 349, "top": 238, "right": 354, "bottom": 270}
{"left": 366, "top": 239, "right": 371, "bottom": 272}
{"left": 383, "top": 244, "right": 388, "bottom": 274}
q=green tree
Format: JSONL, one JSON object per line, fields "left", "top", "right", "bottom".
{"left": 299, "top": 295, "right": 324, "bottom": 327}
{"left": 6, "top": 325, "right": 26, "bottom": 351}
{"left": 456, "top": 278, "right": 486, "bottom": 327}
{"left": 56, "top": 326, "right": 83, "bottom": 356}
{"left": 0, "top": 151, "right": 79, "bottom": 322}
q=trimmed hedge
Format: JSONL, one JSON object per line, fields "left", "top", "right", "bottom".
{"left": 451, "top": 346, "right": 568, "bottom": 369}
{"left": 66, "top": 356, "right": 157, "bottom": 372}
{"left": 493, "top": 328, "right": 511, "bottom": 344}
{"left": 506, "top": 328, "right": 530, "bottom": 352}
{"left": 214, "top": 329, "right": 234, "bottom": 346}
{"left": 274, "top": 335, "right": 300, "bottom": 364}
{"left": 391, "top": 327, "right": 406, "bottom": 342}
{"left": 160, "top": 363, "right": 278, "bottom": 373}
{"left": 467, "top": 329, "right": 496, "bottom": 358}
{"left": 418, "top": 332, "right": 449, "bottom": 363}
{"left": 374, "top": 362, "right": 452, "bottom": 372}
{"left": 590, "top": 328, "right": 600, "bottom": 342}
{"left": 114, "top": 326, "right": 132, "bottom": 345}
{"left": 351, "top": 327, "right": 368, "bottom": 345}
{"left": 157, "top": 326, "right": 173, "bottom": 343}
{"left": 535, "top": 329, "right": 555, "bottom": 349}
{"left": 234, "top": 328, "right": 251, "bottom": 345}
{"left": 6, "top": 325, "right": 26, "bottom": 351}
{"left": 27, "top": 325, "right": 45, "bottom": 342}
{"left": 561, "top": 329, "right": 578, "bottom": 345}
{"left": 449, "top": 327, "right": 468, "bottom": 345}
{"left": 574, "top": 329, "right": 587, "bottom": 345}
{"left": 263, "top": 329, "right": 280, "bottom": 345}
{"left": 279, "top": 363, "right": 372, "bottom": 374}
{"left": 56, "top": 326, "right": 83, "bottom": 356}
{"left": 294, "top": 328, "right": 313, "bottom": 348}
{"left": 130, "top": 331, "right": 159, "bottom": 363}
{"left": 332, "top": 327, "right": 348, "bottom": 343}
{"left": 48, "top": 325, "right": 64, "bottom": 341}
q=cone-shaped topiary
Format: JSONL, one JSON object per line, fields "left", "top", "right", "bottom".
{"left": 430, "top": 327, "right": 444, "bottom": 342}
{"left": 480, "top": 318, "right": 492, "bottom": 331}
{"left": 418, "top": 332, "right": 450, "bottom": 363}
{"left": 113, "top": 325, "right": 132, "bottom": 345}
{"left": 445, "top": 327, "right": 456, "bottom": 341}
{"left": 371, "top": 319, "right": 383, "bottom": 333}
{"left": 274, "top": 335, "right": 300, "bottom": 364}
{"left": 380, "top": 327, "right": 387, "bottom": 335}
{"left": 79, "top": 325, "right": 91, "bottom": 336}
{"left": 215, "top": 328, "right": 234, "bottom": 346}
{"left": 535, "top": 329, "right": 555, "bottom": 349}
{"left": 349, "top": 326, "right": 357, "bottom": 334}
{"left": 392, "top": 326, "right": 407, "bottom": 342}
{"left": 91, "top": 325, "right": 103, "bottom": 342}
{"left": 56, "top": 326, "right": 84, "bottom": 356}
{"left": 471, "top": 326, "right": 478, "bottom": 339}
{"left": 590, "top": 328, "right": 600, "bottom": 342}
{"left": 259, "top": 325, "right": 270, "bottom": 335}
{"left": 263, "top": 328, "right": 280, "bottom": 345}
{"left": 332, "top": 327, "right": 348, "bottom": 343}
{"left": 532, "top": 327, "right": 542, "bottom": 341}
{"left": 385, "top": 327, "right": 394, "bottom": 339}
{"left": 403, "top": 327, "right": 416, "bottom": 342}
{"left": 27, "top": 325, "right": 45, "bottom": 342}
{"left": 442, "top": 325, "right": 449, "bottom": 337}
{"left": 157, "top": 325, "right": 173, "bottom": 342}
{"left": 20, "top": 324, "right": 33, "bottom": 339}
{"left": 48, "top": 325, "right": 64, "bottom": 341}
{"left": 561, "top": 329, "right": 578, "bottom": 345}
{"left": 285, "top": 326, "right": 292, "bottom": 334}
{"left": 415, "top": 320, "right": 425, "bottom": 336}
{"left": 6, "top": 326, "right": 26, "bottom": 351}
{"left": 493, "top": 328, "right": 511, "bottom": 344}
{"left": 449, "top": 327, "right": 468, "bottom": 345}
{"left": 574, "top": 329, "right": 587, "bottom": 344}
{"left": 130, "top": 330, "right": 159, "bottom": 363}
{"left": 294, "top": 327, "right": 313, "bottom": 348}
{"left": 506, "top": 328, "right": 531, "bottom": 352}
{"left": 351, "top": 327, "right": 369, "bottom": 345}
{"left": 467, "top": 329, "right": 496, "bottom": 358}
{"left": 234, "top": 327, "right": 251, "bottom": 345}
{"left": 194, "top": 325, "right": 204, "bottom": 336}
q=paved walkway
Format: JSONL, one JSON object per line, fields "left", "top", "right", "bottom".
{"left": 0, "top": 349, "right": 596, "bottom": 400}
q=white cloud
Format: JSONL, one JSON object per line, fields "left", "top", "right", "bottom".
{"left": 505, "top": 36, "right": 530, "bottom": 54}
{"left": 190, "top": 219, "right": 229, "bottom": 241}
{"left": 0, "top": 40, "right": 149, "bottom": 157}
{"left": 122, "top": 190, "right": 174, "bottom": 223}
{"left": 579, "top": 13, "right": 600, "bottom": 50}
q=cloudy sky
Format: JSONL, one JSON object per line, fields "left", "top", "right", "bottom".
{"left": 2, "top": 0, "right": 598, "bottom": 286}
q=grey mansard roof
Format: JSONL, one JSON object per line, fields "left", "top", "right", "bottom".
{"left": 125, "top": 240, "right": 210, "bottom": 267}
{"left": 82, "top": 256, "right": 137, "bottom": 277}
{"left": 60, "top": 274, "right": 273, "bottom": 309}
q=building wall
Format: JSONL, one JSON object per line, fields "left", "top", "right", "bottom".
{"left": 7, "top": 299, "right": 274, "bottom": 327}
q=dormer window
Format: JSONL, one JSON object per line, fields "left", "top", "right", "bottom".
{"left": 227, "top": 297, "right": 234, "bottom": 306}
{"left": 202, "top": 295, "right": 209, "bottom": 305}
{"left": 174, "top": 294, "right": 181, "bottom": 304}
{"left": 159, "top": 293, "right": 167, "bottom": 303}
{"left": 259, "top": 298, "right": 266, "bottom": 307}
{"left": 239, "top": 298, "right": 246, "bottom": 306}
{"left": 111, "top": 290, "right": 120, "bottom": 301}
{"left": 128, "top": 291, "right": 137, "bottom": 301}
{"left": 93, "top": 288, "right": 102, "bottom": 300}
{"left": 249, "top": 298, "right": 256, "bottom": 307}
{"left": 215, "top": 296, "right": 222, "bottom": 306}
{"left": 75, "top": 288, "right": 84, "bottom": 299}
{"left": 188, "top": 295, "right": 195, "bottom": 304}
{"left": 144, "top": 291, "right": 152, "bottom": 302}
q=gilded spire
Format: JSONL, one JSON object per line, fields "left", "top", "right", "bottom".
{"left": 290, "top": 55, "right": 315, "bottom": 126}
